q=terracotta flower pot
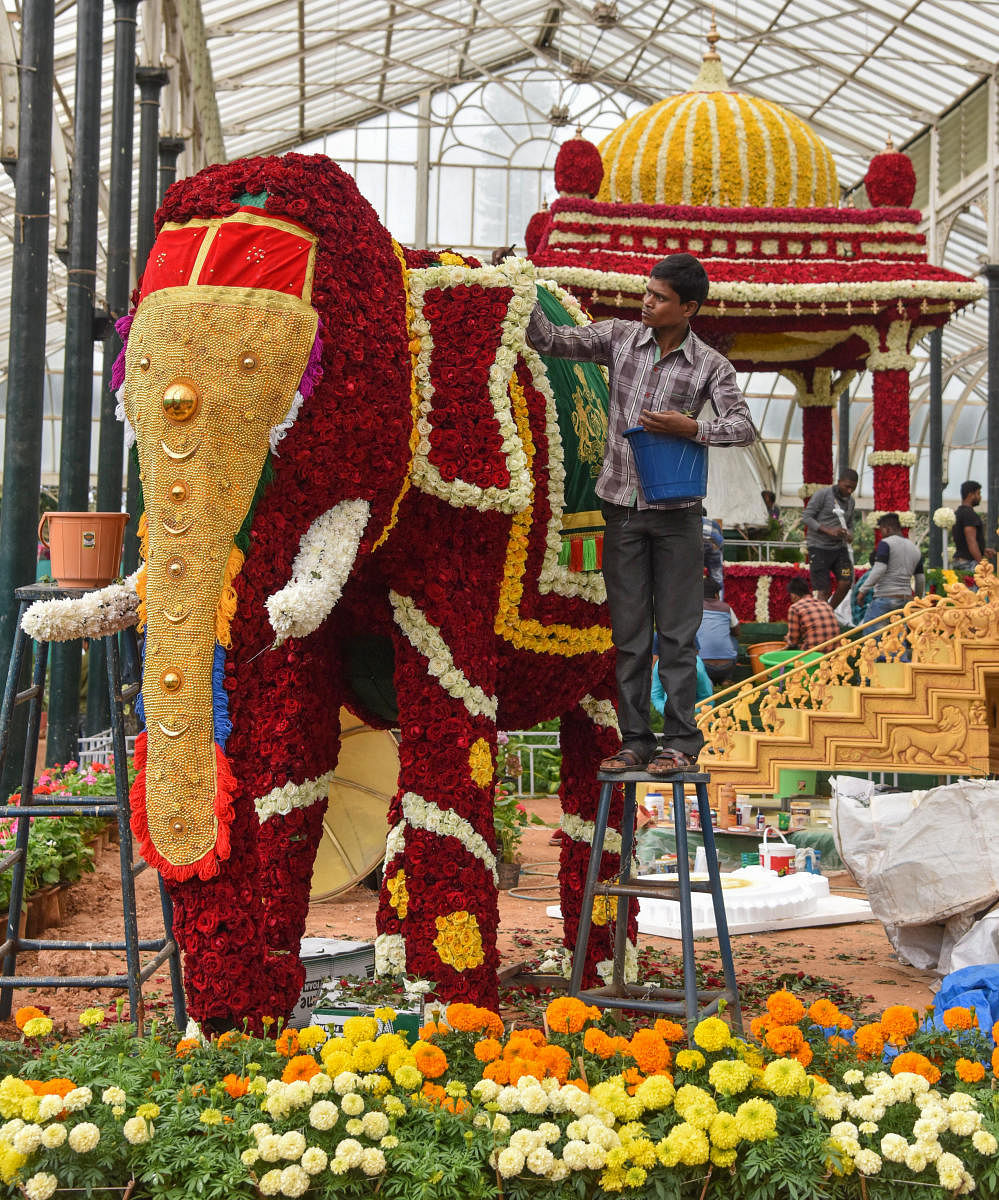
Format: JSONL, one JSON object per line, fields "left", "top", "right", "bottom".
{"left": 38, "top": 511, "right": 129, "bottom": 589}
{"left": 497, "top": 860, "right": 521, "bottom": 890}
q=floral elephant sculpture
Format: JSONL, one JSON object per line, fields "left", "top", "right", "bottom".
{"left": 103, "top": 154, "right": 636, "bottom": 1027}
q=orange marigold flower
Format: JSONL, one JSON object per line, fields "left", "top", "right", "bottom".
{"left": 282, "top": 1054, "right": 320, "bottom": 1084}
{"left": 766, "top": 990, "right": 805, "bottom": 1026}
{"left": 807, "top": 999, "right": 842, "bottom": 1027}
{"left": 854, "top": 1022, "right": 885, "bottom": 1059}
{"left": 442, "top": 1095, "right": 470, "bottom": 1115}
{"left": 274, "top": 1029, "right": 300, "bottom": 1058}
{"left": 508, "top": 1055, "right": 545, "bottom": 1085}
{"left": 27, "top": 1077, "right": 75, "bottom": 1097}
{"left": 482, "top": 1060, "right": 510, "bottom": 1085}
{"left": 880, "top": 1005, "right": 918, "bottom": 1046}
{"left": 764, "top": 1025, "right": 805, "bottom": 1056}
{"left": 827, "top": 1036, "right": 853, "bottom": 1057}
{"left": 517, "top": 1027, "right": 546, "bottom": 1046}
{"left": 217, "top": 1031, "right": 249, "bottom": 1049}
{"left": 629, "top": 1029, "right": 672, "bottom": 1074}
{"left": 15, "top": 1006, "right": 46, "bottom": 1031}
{"left": 943, "top": 1007, "right": 976, "bottom": 1032}
{"left": 175, "top": 1037, "right": 199, "bottom": 1059}
{"left": 749, "top": 1014, "right": 775, "bottom": 1040}
{"left": 444, "top": 1003, "right": 485, "bottom": 1033}
{"left": 891, "top": 1052, "right": 941, "bottom": 1084}
{"left": 956, "top": 1058, "right": 986, "bottom": 1083}
{"left": 421, "top": 1081, "right": 446, "bottom": 1104}
{"left": 546, "top": 997, "right": 591, "bottom": 1034}
{"left": 474, "top": 1038, "right": 502, "bottom": 1063}
{"left": 838, "top": 1014, "right": 854, "bottom": 1030}
{"left": 412, "top": 1042, "right": 448, "bottom": 1079}
{"left": 223, "top": 1073, "right": 250, "bottom": 1098}
{"left": 622, "top": 1066, "right": 645, "bottom": 1094}
{"left": 567, "top": 1076, "right": 590, "bottom": 1092}
{"left": 992, "top": 1020, "right": 999, "bottom": 1046}
{"left": 793, "top": 1044, "right": 814, "bottom": 1068}
{"left": 992, "top": 1048, "right": 999, "bottom": 1078}
{"left": 583, "top": 1028, "right": 617, "bottom": 1059}
{"left": 536, "top": 1044, "right": 572, "bottom": 1083}
{"left": 653, "top": 1019, "right": 687, "bottom": 1044}
{"left": 419, "top": 1021, "right": 444, "bottom": 1040}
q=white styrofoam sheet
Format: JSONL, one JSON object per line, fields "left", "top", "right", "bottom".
{"left": 545, "top": 868, "right": 874, "bottom": 939}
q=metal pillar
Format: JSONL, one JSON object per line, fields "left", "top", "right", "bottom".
{"left": 157, "top": 136, "right": 185, "bottom": 203}
{"left": 88, "top": 0, "right": 140, "bottom": 735}
{"left": 122, "top": 64, "right": 169, "bottom": 577}
{"left": 0, "top": 0, "right": 55, "bottom": 800}
{"left": 47, "top": 0, "right": 105, "bottom": 767}
{"left": 928, "top": 327, "right": 944, "bottom": 568}
{"left": 985, "top": 265, "right": 999, "bottom": 557}
{"left": 836, "top": 384, "right": 851, "bottom": 477}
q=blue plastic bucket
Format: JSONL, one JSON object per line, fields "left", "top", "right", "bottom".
{"left": 623, "top": 427, "right": 708, "bottom": 503}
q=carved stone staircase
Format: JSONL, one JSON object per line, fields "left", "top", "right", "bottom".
{"left": 697, "top": 566, "right": 999, "bottom": 796}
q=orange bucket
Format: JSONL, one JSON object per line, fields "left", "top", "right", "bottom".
{"left": 747, "top": 640, "right": 785, "bottom": 675}
{"left": 38, "top": 511, "right": 129, "bottom": 589}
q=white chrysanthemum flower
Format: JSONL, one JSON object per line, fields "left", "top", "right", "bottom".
{"left": 584, "top": 1144, "right": 607, "bottom": 1170}
{"left": 277, "top": 1130, "right": 306, "bottom": 1161}
{"left": 880, "top": 1133, "right": 908, "bottom": 1163}
{"left": 904, "top": 1144, "right": 929, "bottom": 1172}
{"left": 67, "top": 1122, "right": 100, "bottom": 1153}
{"left": 240, "top": 1148, "right": 259, "bottom": 1167}
{"left": 334, "top": 1138, "right": 364, "bottom": 1169}
{"left": 308, "top": 1100, "right": 339, "bottom": 1131}
{"left": 547, "top": 1159, "right": 571, "bottom": 1182}
{"left": 333, "top": 1071, "right": 362, "bottom": 1096}
{"left": 362, "top": 1111, "right": 389, "bottom": 1139}
{"left": 301, "top": 1146, "right": 328, "bottom": 1175}
{"left": 344, "top": 1118, "right": 363, "bottom": 1136}
{"left": 309, "top": 1072, "right": 332, "bottom": 1095}
{"left": 257, "top": 1169, "right": 282, "bottom": 1197}
{"left": 102, "top": 1086, "right": 126, "bottom": 1106}
{"left": 285, "top": 1081, "right": 312, "bottom": 1109}
{"left": 472, "top": 1079, "right": 500, "bottom": 1103}
{"left": 122, "top": 1117, "right": 152, "bottom": 1144}
{"left": 491, "top": 1113, "right": 510, "bottom": 1135}
{"left": 497, "top": 1147, "right": 526, "bottom": 1178}
{"left": 341, "top": 1092, "right": 364, "bottom": 1117}
{"left": 938, "top": 1152, "right": 966, "bottom": 1190}
{"left": 41, "top": 1123, "right": 66, "bottom": 1149}
{"left": 251, "top": 1122, "right": 273, "bottom": 1142}
{"left": 562, "top": 1140, "right": 588, "bottom": 1170}
{"left": 973, "top": 1130, "right": 999, "bottom": 1156}
{"left": 12, "top": 1124, "right": 43, "bottom": 1154}
{"left": 521, "top": 1089, "right": 549, "bottom": 1115}
{"left": 527, "top": 1147, "right": 555, "bottom": 1175}
{"left": 496, "top": 1086, "right": 520, "bottom": 1114}
{"left": 258, "top": 1134, "right": 283, "bottom": 1162}
{"left": 36, "top": 1096, "right": 63, "bottom": 1121}
{"left": 278, "top": 1164, "right": 310, "bottom": 1197}
{"left": 843, "top": 1070, "right": 864, "bottom": 1086}
{"left": 947, "top": 1093, "right": 977, "bottom": 1111}
{"left": 814, "top": 1095, "right": 843, "bottom": 1121}
{"left": 509, "top": 1129, "right": 542, "bottom": 1154}
{"left": 360, "top": 1147, "right": 386, "bottom": 1176}
{"left": 916, "top": 1138, "right": 942, "bottom": 1163}
{"left": 950, "top": 1111, "right": 982, "bottom": 1136}
{"left": 62, "top": 1087, "right": 92, "bottom": 1112}
{"left": 831, "top": 1122, "right": 860, "bottom": 1141}
{"left": 22, "top": 1173, "right": 58, "bottom": 1200}
{"left": 536, "top": 1121, "right": 561, "bottom": 1144}
{"left": 854, "top": 1149, "right": 882, "bottom": 1176}
{"left": 858, "top": 1121, "right": 879, "bottom": 1135}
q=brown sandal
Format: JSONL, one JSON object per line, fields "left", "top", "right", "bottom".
{"left": 599, "top": 748, "right": 646, "bottom": 773}
{"left": 647, "top": 748, "right": 697, "bottom": 776}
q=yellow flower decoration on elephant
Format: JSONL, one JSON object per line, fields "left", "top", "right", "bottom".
{"left": 433, "top": 910, "right": 485, "bottom": 971}
{"left": 468, "top": 739, "right": 493, "bottom": 790}
{"left": 386, "top": 869, "right": 409, "bottom": 920}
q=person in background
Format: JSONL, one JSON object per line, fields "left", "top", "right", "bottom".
{"left": 856, "top": 512, "right": 924, "bottom": 624}
{"left": 697, "top": 576, "right": 739, "bottom": 684}
{"left": 952, "top": 480, "right": 995, "bottom": 574}
{"left": 651, "top": 632, "right": 713, "bottom": 713}
{"left": 701, "top": 508, "right": 725, "bottom": 593}
{"left": 802, "top": 468, "right": 858, "bottom": 608}
{"left": 761, "top": 490, "right": 780, "bottom": 523}
{"left": 784, "top": 577, "right": 841, "bottom": 650}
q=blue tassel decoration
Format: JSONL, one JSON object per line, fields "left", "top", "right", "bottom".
{"left": 212, "top": 641, "right": 232, "bottom": 750}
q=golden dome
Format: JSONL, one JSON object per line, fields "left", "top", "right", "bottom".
{"left": 596, "top": 28, "right": 839, "bottom": 208}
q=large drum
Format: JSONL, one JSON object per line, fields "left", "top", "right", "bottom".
{"left": 309, "top": 708, "right": 399, "bottom": 900}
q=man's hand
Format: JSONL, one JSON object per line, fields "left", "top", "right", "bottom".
{"left": 986, "top": 547, "right": 997, "bottom": 561}
{"left": 640, "top": 409, "right": 698, "bottom": 437}
{"left": 820, "top": 525, "right": 848, "bottom": 540}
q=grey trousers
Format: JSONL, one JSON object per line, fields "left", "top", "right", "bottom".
{"left": 601, "top": 500, "right": 705, "bottom": 760}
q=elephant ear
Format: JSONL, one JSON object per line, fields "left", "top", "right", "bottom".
{"left": 407, "top": 260, "right": 535, "bottom": 514}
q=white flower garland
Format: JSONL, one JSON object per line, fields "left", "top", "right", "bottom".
{"left": 865, "top": 510, "right": 917, "bottom": 527}
{"left": 596, "top": 939, "right": 637, "bottom": 983}
{"left": 269, "top": 390, "right": 304, "bottom": 455}
{"left": 537, "top": 266, "right": 984, "bottom": 306}
{"left": 754, "top": 575, "right": 772, "bottom": 622}
{"left": 579, "top": 694, "right": 619, "bottom": 733}
{"left": 549, "top": 209, "right": 924, "bottom": 237}
{"left": 406, "top": 260, "right": 534, "bottom": 515}
{"left": 868, "top": 450, "right": 917, "bottom": 467}
{"left": 389, "top": 590, "right": 498, "bottom": 721}
{"left": 374, "top": 932, "right": 406, "bottom": 976}
{"left": 266, "top": 499, "right": 370, "bottom": 645}
{"left": 21, "top": 577, "right": 140, "bottom": 643}
{"left": 254, "top": 771, "right": 335, "bottom": 823}
{"left": 933, "top": 506, "right": 957, "bottom": 530}
{"left": 114, "top": 387, "right": 135, "bottom": 450}
{"left": 383, "top": 820, "right": 406, "bottom": 866}
{"left": 401, "top": 792, "right": 498, "bottom": 883}
{"left": 560, "top": 811, "right": 622, "bottom": 855}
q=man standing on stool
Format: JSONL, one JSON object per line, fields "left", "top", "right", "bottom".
{"left": 527, "top": 253, "right": 756, "bottom": 777}
{"left": 803, "top": 469, "right": 858, "bottom": 609}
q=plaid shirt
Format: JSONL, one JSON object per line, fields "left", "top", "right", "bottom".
{"left": 527, "top": 307, "right": 756, "bottom": 509}
{"left": 785, "top": 596, "right": 841, "bottom": 650}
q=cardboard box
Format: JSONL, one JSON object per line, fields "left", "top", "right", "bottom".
{"left": 289, "top": 938, "right": 376, "bottom": 1026}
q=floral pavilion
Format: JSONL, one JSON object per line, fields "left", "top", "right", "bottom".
{"left": 527, "top": 26, "right": 984, "bottom": 526}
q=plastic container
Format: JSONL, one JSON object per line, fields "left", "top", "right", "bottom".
{"left": 759, "top": 649, "right": 824, "bottom": 675}
{"left": 623, "top": 427, "right": 708, "bottom": 503}
{"left": 38, "top": 511, "right": 129, "bottom": 589}
{"left": 760, "top": 828, "right": 796, "bottom": 876}
{"left": 716, "top": 783, "right": 736, "bottom": 828}
{"left": 789, "top": 801, "right": 811, "bottom": 831}
{"left": 748, "top": 640, "right": 785, "bottom": 675}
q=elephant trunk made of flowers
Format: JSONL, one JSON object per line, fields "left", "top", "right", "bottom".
{"left": 78, "top": 154, "right": 638, "bottom": 1028}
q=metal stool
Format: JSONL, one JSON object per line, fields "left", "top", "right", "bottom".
{"left": 0, "top": 584, "right": 185, "bottom": 1032}
{"left": 569, "top": 768, "right": 742, "bottom": 1032}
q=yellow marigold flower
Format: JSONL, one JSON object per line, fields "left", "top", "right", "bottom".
{"left": 624, "top": 1166, "right": 647, "bottom": 1187}
{"left": 734, "top": 1097, "right": 778, "bottom": 1142}
{"left": 693, "top": 1017, "right": 731, "bottom": 1053}
{"left": 373, "top": 1007, "right": 396, "bottom": 1023}
{"left": 823, "top": 1136, "right": 856, "bottom": 1177}
{"left": 22, "top": 1018, "right": 53, "bottom": 1039}
{"left": 349, "top": 1041, "right": 383, "bottom": 1073}
{"left": 710, "top": 1147, "right": 738, "bottom": 1167}
{"left": 674, "top": 1049, "right": 705, "bottom": 1072}
{"left": 14, "top": 1007, "right": 45, "bottom": 1031}
{"left": 321, "top": 1050, "right": 351, "bottom": 1077}
{"left": 956, "top": 1058, "right": 986, "bottom": 1083}
{"left": 296, "top": 1026, "right": 328, "bottom": 1051}
{"left": 662, "top": 1121, "right": 710, "bottom": 1166}
{"left": 709, "top": 1110, "right": 741, "bottom": 1150}
{"left": 136, "top": 1103, "right": 160, "bottom": 1120}
{"left": 0, "top": 1140, "right": 27, "bottom": 1184}
{"left": 393, "top": 1064, "right": 422, "bottom": 1090}
{"left": 762, "top": 1058, "right": 809, "bottom": 1097}
{"left": 634, "top": 1074, "right": 675, "bottom": 1112}
{"left": 0, "top": 1077, "right": 34, "bottom": 1119}
{"left": 765, "top": 990, "right": 804, "bottom": 1026}
{"left": 78, "top": 1007, "right": 105, "bottom": 1028}
{"left": 342, "top": 1017, "right": 379, "bottom": 1046}
{"left": 199, "top": 1108, "right": 223, "bottom": 1125}
{"left": 708, "top": 1059, "right": 753, "bottom": 1096}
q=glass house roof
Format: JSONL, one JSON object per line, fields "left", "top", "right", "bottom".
{"left": 3, "top": 0, "right": 997, "bottom": 503}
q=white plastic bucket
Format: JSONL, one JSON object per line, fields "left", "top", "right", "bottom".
{"left": 760, "top": 828, "right": 796, "bottom": 876}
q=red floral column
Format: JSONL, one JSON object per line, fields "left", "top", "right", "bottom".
{"left": 802, "top": 405, "right": 833, "bottom": 489}
{"left": 870, "top": 368, "right": 913, "bottom": 515}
